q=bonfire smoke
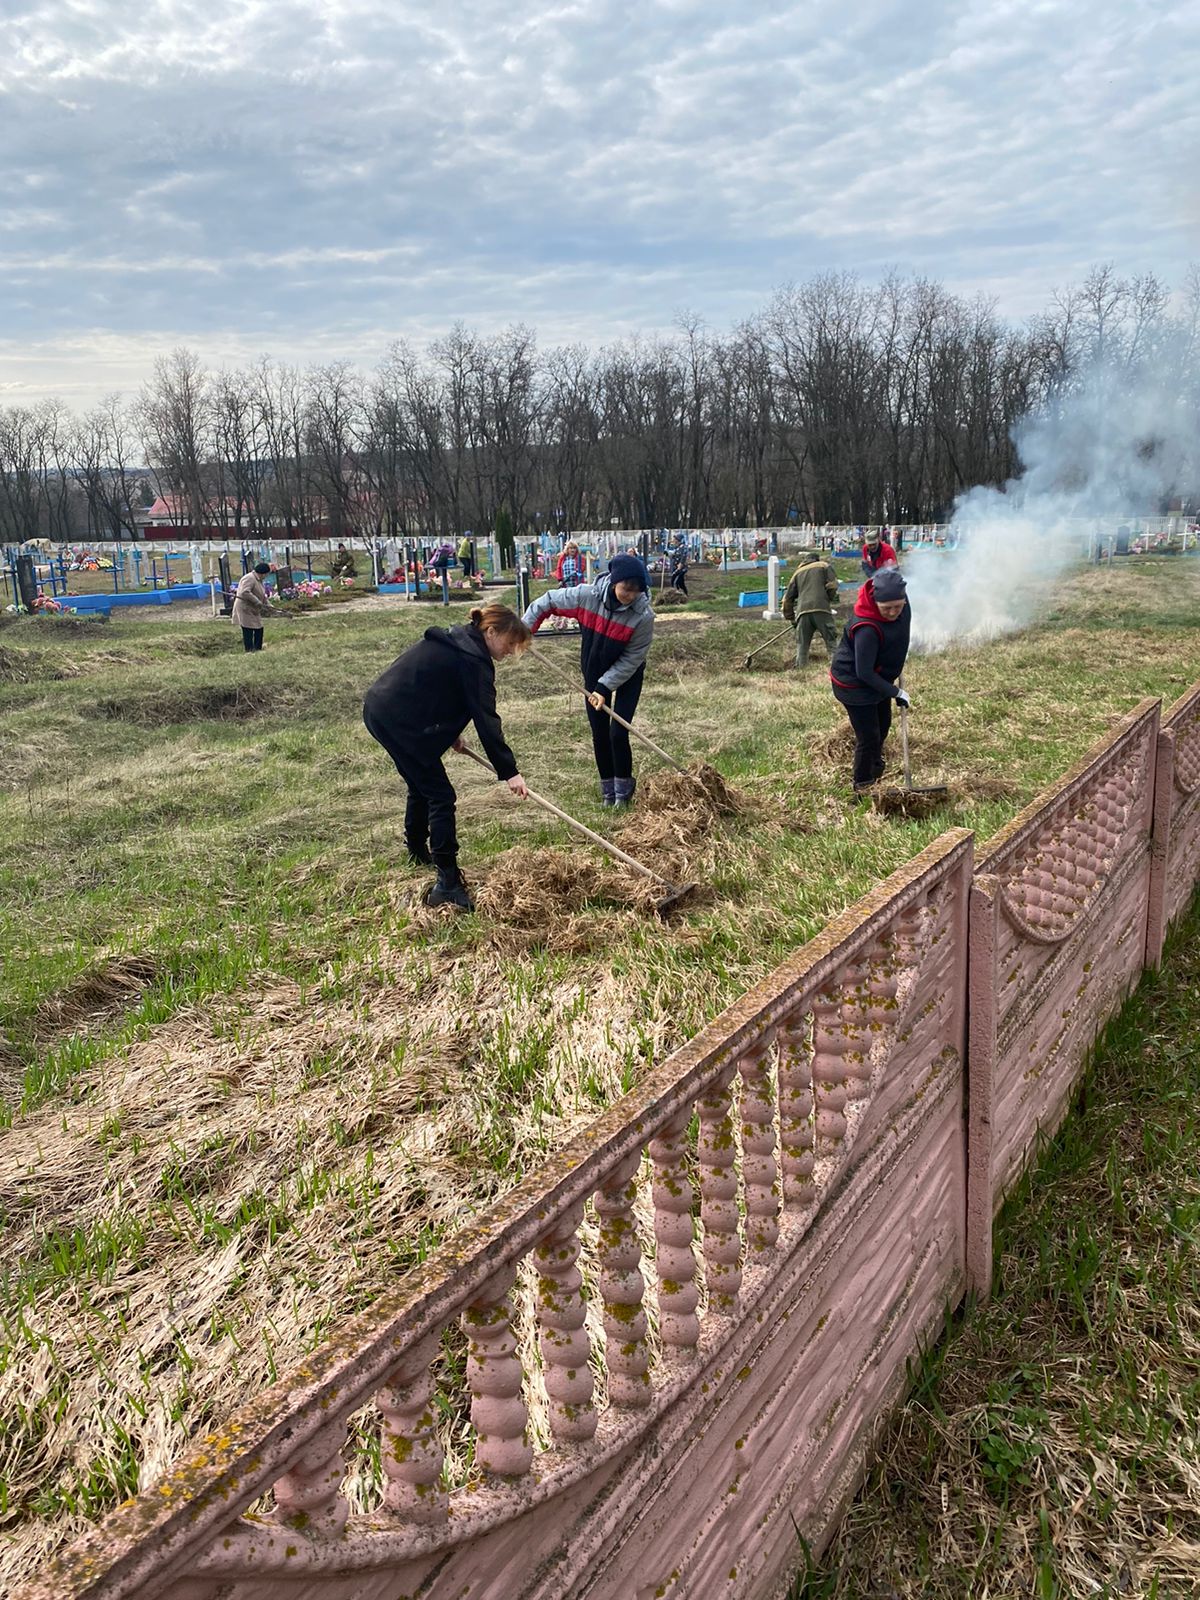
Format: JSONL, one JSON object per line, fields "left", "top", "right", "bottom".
{"left": 905, "top": 352, "right": 1200, "bottom": 651}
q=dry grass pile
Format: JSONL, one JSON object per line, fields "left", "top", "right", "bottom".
{"left": 32, "top": 952, "right": 162, "bottom": 1043}
{"left": 635, "top": 759, "right": 747, "bottom": 818}
{"left": 472, "top": 845, "right": 664, "bottom": 923}
{"left": 95, "top": 684, "right": 277, "bottom": 724}
{"left": 811, "top": 723, "right": 856, "bottom": 763}
{"left": 869, "top": 785, "right": 952, "bottom": 820}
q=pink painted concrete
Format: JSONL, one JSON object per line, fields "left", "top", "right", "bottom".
{"left": 1147, "top": 683, "right": 1200, "bottom": 964}
{"left": 966, "top": 700, "right": 1160, "bottom": 1298}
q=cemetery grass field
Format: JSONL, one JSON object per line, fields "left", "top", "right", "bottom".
{"left": 1, "top": 556, "right": 1197, "bottom": 1586}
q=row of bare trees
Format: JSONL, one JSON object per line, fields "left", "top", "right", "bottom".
{"left": 3, "top": 265, "right": 1198, "bottom": 546}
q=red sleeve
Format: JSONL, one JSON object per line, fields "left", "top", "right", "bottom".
{"left": 881, "top": 543, "right": 897, "bottom": 564}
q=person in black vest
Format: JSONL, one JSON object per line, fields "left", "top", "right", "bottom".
{"left": 363, "top": 603, "right": 531, "bottom": 912}
{"left": 829, "top": 566, "right": 911, "bottom": 794}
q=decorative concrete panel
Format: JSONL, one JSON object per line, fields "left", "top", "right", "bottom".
{"left": 1147, "top": 682, "right": 1200, "bottom": 965}
{"left": 966, "top": 700, "right": 1160, "bottom": 1297}
{"left": 20, "top": 832, "right": 972, "bottom": 1600}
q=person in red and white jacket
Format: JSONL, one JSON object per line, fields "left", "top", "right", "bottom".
{"left": 861, "top": 528, "right": 898, "bottom": 576}
{"left": 522, "top": 554, "right": 655, "bottom": 808}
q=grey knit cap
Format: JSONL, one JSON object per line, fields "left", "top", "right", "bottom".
{"left": 872, "top": 566, "right": 907, "bottom": 602}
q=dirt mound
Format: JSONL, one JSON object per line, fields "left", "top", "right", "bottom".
{"left": 33, "top": 952, "right": 162, "bottom": 1041}
{"left": 168, "top": 633, "right": 234, "bottom": 658}
{"left": 0, "top": 612, "right": 108, "bottom": 634}
{"left": 95, "top": 684, "right": 276, "bottom": 724}
{"left": 0, "top": 646, "right": 84, "bottom": 683}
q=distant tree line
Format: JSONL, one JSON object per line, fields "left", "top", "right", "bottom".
{"left": 2, "top": 264, "right": 1198, "bottom": 546}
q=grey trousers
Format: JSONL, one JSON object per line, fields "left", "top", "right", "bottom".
{"left": 795, "top": 611, "right": 838, "bottom": 666}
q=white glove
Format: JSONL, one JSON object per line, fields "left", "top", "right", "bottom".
{"left": 895, "top": 689, "right": 911, "bottom": 709}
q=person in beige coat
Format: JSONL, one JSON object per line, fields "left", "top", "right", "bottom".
{"left": 232, "top": 561, "right": 276, "bottom": 651}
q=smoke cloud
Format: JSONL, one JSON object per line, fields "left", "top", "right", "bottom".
{"left": 905, "top": 355, "right": 1200, "bottom": 651}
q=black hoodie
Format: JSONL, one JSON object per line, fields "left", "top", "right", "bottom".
{"left": 363, "top": 624, "right": 519, "bottom": 778}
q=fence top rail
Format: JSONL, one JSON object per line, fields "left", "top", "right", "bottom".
{"left": 26, "top": 829, "right": 972, "bottom": 1600}
{"left": 976, "top": 698, "right": 1160, "bottom": 880}
{"left": 1163, "top": 679, "right": 1200, "bottom": 731}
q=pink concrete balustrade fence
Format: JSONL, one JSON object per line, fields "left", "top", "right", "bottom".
{"left": 17, "top": 683, "right": 1200, "bottom": 1600}
{"left": 965, "top": 699, "right": 1161, "bottom": 1296}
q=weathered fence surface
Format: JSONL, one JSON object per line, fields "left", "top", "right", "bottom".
{"left": 965, "top": 700, "right": 1161, "bottom": 1296}
{"left": 22, "top": 831, "right": 974, "bottom": 1600}
{"left": 1147, "top": 681, "right": 1200, "bottom": 966}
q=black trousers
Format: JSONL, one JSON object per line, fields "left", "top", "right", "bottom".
{"left": 585, "top": 677, "right": 643, "bottom": 780}
{"left": 670, "top": 569, "right": 688, "bottom": 594}
{"left": 460, "top": 555, "right": 474, "bottom": 579}
{"left": 363, "top": 708, "right": 458, "bottom": 869}
{"left": 241, "top": 627, "right": 264, "bottom": 652}
{"left": 843, "top": 699, "right": 893, "bottom": 787}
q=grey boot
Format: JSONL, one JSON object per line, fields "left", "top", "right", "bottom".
{"left": 612, "top": 776, "right": 637, "bottom": 807}
{"left": 600, "top": 778, "right": 617, "bottom": 807}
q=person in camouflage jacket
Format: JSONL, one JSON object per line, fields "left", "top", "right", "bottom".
{"left": 782, "top": 549, "right": 840, "bottom": 667}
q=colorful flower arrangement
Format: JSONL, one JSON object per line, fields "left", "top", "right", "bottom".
{"left": 279, "top": 580, "right": 332, "bottom": 599}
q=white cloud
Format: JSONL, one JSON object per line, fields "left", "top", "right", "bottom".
{"left": 1, "top": 0, "right": 1197, "bottom": 408}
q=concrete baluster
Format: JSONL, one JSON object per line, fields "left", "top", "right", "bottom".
{"left": 740, "top": 1041, "right": 780, "bottom": 1255}
{"left": 534, "top": 1207, "right": 597, "bottom": 1443}
{"left": 697, "top": 1065, "right": 742, "bottom": 1313}
{"left": 778, "top": 1020, "right": 816, "bottom": 1215}
{"left": 463, "top": 1266, "right": 533, "bottom": 1478}
{"left": 650, "top": 1109, "right": 700, "bottom": 1360}
{"left": 812, "top": 986, "right": 853, "bottom": 1152}
{"left": 272, "top": 1415, "right": 351, "bottom": 1538}
{"left": 378, "top": 1333, "right": 448, "bottom": 1524}
{"left": 594, "top": 1152, "right": 652, "bottom": 1408}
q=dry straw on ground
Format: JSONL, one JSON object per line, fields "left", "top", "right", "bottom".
{"left": 0, "top": 934, "right": 682, "bottom": 1584}
{"left": 32, "top": 952, "right": 162, "bottom": 1042}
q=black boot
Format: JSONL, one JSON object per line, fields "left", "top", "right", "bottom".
{"left": 406, "top": 840, "right": 434, "bottom": 866}
{"left": 425, "top": 866, "right": 474, "bottom": 912}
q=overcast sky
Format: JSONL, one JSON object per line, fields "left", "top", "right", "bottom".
{"left": 2, "top": 0, "right": 1198, "bottom": 411}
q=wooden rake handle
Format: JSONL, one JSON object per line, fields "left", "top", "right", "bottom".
{"left": 530, "top": 645, "right": 688, "bottom": 776}
{"left": 743, "top": 624, "right": 794, "bottom": 664}
{"left": 455, "top": 745, "right": 670, "bottom": 887}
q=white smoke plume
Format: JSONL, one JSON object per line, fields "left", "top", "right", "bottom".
{"left": 905, "top": 354, "right": 1200, "bottom": 652}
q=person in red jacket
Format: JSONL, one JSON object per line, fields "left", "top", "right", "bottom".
{"left": 861, "top": 528, "right": 898, "bottom": 576}
{"left": 555, "top": 541, "right": 585, "bottom": 585}
{"left": 829, "top": 566, "right": 911, "bottom": 793}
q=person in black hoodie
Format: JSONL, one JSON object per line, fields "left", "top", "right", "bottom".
{"left": 363, "top": 603, "right": 531, "bottom": 911}
{"left": 829, "top": 565, "right": 911, "bottom": 794}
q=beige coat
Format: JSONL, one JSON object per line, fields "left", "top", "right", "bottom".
{"left": 232, "top": 572, "right": 272, "bottom": 631}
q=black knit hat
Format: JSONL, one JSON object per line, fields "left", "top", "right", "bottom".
{"left": 608, "top": 554, "right": 649, "bottom": 591}
{"left": 872, "top": 566, "right": 906, "bottom": 602}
